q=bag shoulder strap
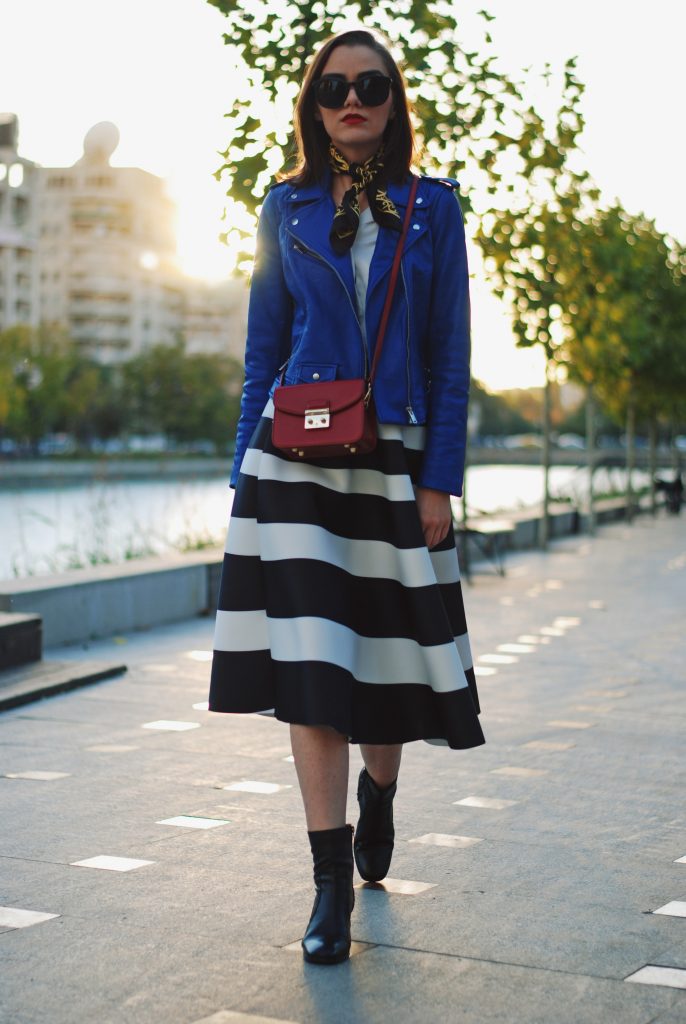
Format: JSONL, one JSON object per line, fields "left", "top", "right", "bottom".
{"left": 369, "top": 174, "right": 419, "bottom": 385}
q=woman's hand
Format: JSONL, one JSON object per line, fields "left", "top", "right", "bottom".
{"left": 415, "top": 486, "right": 453, "bottom": 549}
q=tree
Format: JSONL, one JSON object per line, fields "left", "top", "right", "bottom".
{"left": 122, "top": 341, "right": 244, "bottom": 450}
{"left": 0, "top": 324, "right": 76, "bottom": 449}
{"left": 474, "top": 58, "right": 594, "bottom": 546}
{"left": 561, "top": 207, "right": 686, "bottom": 519}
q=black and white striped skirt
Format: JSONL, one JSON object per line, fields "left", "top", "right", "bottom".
{"left": 209, "top": 399, "right": 484, "bottom": 750}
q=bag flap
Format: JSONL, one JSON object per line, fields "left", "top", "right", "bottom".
{"left": 273, "top": 379, "right": 367, "bottom": 417}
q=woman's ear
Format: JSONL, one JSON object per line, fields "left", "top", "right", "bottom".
{"left": 314, "top": 107, "right": 322, "bottom": 122}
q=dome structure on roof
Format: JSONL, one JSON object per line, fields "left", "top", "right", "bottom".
{"left": 81, "top": 121, "right": 120, "bottom": 164}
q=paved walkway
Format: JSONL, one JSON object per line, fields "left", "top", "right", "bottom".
{"left": 2, "top": 515, "right": 686, "bottom": 1024}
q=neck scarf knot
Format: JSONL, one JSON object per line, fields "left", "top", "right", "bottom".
{"left": 328, "top": 142, "right": 402, "bottom": 254}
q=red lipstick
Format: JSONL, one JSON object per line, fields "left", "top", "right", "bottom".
{"left": 342, "top": 114, "right": 365, "bottom": 124}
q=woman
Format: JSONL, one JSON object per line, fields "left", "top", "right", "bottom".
{"left": 209, "top": 28, "right": 485, "bottom": 965}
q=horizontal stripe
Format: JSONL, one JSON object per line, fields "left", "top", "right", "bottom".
{"left": 209, "top": 653, "right": 484, "bottom": 749}
{"left": 213, "top": 611, "right": 471, "bottom": 694}
{"left": 455, "top": 632, "right": 473, "bottom": 671}
{"left": 215, "top": 553, "right": 267, "bottom": 610}
{"left": 225, "top": 519, "right": 458, "bottom": 588}
{"left": 215, "top": 554, "right": 467, "bottom": 640}
{"left": 429, "top": 547, "right": 462, "bottom": 585}
{"left": 379, "top": 423, "right": 427, "bottom": 450}
{"left": 250, "top": 479, "right": 424, "bottom": 548}
{"left": 240, "top": 447, "right": 418, "bottom": 501}
{"left": 213, "top": 609, "right": 269, "bottom": 652}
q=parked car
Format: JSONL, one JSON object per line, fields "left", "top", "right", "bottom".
{"left": 126, "top": 434, "right": 170, "bottom": 454}
{"left": 502, "top": 433, "right": 544, "bottom": 449}
{"left": 37, "top": 433, "right": 76, "bottom": 456}
{"left": 556, "top": 433, "right": 586, "bottom": 450}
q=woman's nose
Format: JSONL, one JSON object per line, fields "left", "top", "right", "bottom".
{"left": 343, "top": 83, "right": 362, "bottom": 106}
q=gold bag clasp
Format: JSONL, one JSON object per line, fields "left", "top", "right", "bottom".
{"left": 304, "top": 407, "right": 330, "bottom": 429}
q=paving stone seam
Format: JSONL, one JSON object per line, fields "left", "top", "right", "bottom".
{"left": 346, "top": 938, "right": 674, "bottom": 984}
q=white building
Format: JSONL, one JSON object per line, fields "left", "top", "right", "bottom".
{"left": 0, "top": 113, "right": 40, "bottom": 330}
{"left": 0, "top": 115, "right": 247, "bottom": 363}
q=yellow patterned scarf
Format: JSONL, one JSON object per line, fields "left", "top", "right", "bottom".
{"left": 328, "top": 142, "right": 402, "bottom": 254}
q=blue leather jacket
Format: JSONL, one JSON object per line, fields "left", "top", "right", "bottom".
{"left": 230, "top": 169, "right": 471, "bottom": 495}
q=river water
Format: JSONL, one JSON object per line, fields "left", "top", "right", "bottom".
{"left": 0, "top": 463, "right": 648, "bottom": 580}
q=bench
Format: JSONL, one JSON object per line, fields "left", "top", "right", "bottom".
{"left": 454, "top": 517, "right": 515, "bottom": 580}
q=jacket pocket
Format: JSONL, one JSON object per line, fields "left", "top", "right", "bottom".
{"left": 293, "top": 361, "right": 338, "bottom": 384}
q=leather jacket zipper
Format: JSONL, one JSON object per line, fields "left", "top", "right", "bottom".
{"left": 400, "top": 261, "right": 417, "bottom": 424}
{"left": 288, "top": 232, "right": 369, "bottom": 378}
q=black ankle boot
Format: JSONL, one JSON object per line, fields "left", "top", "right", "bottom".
{"left": 302, "top": 824, "right": 355, "bottom": 965}
{"left": 353, "top": 767, "right": 397, "bottom": 882}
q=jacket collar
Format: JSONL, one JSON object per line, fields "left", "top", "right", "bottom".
{"left": 284, "top": 170, "right": 421, "bottom": 208}
{"left": 282, "top": 171, "right": 428, "bottom": 303}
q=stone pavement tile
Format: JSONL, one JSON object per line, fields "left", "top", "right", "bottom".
{"left": 649, "top": 1006, "right": 686, "bottom": 1024}
{"left": 0, "top": 913, "right": 311, "bottom": 1024}
{"left": 652, "top": 941, "right": 686, "bottom": 971}
{"left": 351, "top": 884, "right": 685, "bottom": 979}
{"left": 626, "top": 965, "right": 686, "bottom": 990}
{"left": 0, "top": 773, "right": 302, "bottom": 861}
{"left": 0, "top": 848, "right": 310, "bottom": 949}
{"left": 3, "top": 905, "right": 684, "bottom": 1024}
{"left": 191, "top": 1013, "right": 300, "bottom": 1024}
{"left": 282, "top": 945, "right": 684, "bottom": 1024}
{"left": 387, "top": 838, "right": 682, "bottom": 912}
{"left": 421, "top": 785, "right": 686, "bottom": 856}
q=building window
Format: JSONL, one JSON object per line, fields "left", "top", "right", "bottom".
{"left": 9, "top": 164, "right": 25, "bottom": 187}
{"left": 47, "top": 175, "right": 72, "bottom": 189}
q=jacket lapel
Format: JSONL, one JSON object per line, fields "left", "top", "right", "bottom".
{"left": 284, "top": 175, "right": 357, "bottom": 301}
{"left": 283, "top": 174, "right": 427, "bottom": 309}
{"left": 366, "top": 177, "right": 426, "bottom": 301}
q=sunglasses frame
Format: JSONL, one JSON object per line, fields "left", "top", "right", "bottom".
{"left": 312, "top": 73, "right": 394, "bottom": 110}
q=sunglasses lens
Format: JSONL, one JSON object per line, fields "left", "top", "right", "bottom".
{"left": 314, "top": 76, "right": 392, "bottom": 109}
{"left": 357, "top": 75, "right": 391, "bottom": 106}
{"left": 315, "top": 79, "right": 348, "bottom": 109}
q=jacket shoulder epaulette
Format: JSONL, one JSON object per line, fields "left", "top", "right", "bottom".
{"left": 420, "top": 174, "right": 460, "bottom": 192}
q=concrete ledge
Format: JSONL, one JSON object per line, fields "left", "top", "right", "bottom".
{"left": 0, "top": 550, "right": 223, "bottom": 647}
{"left": 0, "top": 658, "right": 127, "bottom": 711}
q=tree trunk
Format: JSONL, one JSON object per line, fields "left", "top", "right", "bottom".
{"left": 648, "top": 414, "right": 658, "bottom": 515}
{"left": 625, "top": 397, "right": 636, "bottom": 522}
{"left": 539, "top": 361, "right": 552, "bottom": 549}
{"left": 585, "top": 384, "right": 596, "bottom": 535}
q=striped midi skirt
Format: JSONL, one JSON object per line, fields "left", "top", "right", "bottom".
{"left": 209, "top": 399, "right": 485, "bottom": 750}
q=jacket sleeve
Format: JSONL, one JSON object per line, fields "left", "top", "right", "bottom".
{"left": 230, "top": 187, "right": 293, "bottom": 487}
{"left": 417, "top": 185, "right": 471, "bottom": 496}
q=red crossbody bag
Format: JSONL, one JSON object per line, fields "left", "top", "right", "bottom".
{"left": 271, "top": 176, "right": 419, "bottom": 459}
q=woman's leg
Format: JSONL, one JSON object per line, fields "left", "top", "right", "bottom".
{"left": 290, "top": 723, "right": 350, "bottom": 829}
{"left": 359, "top": 743, "right": 403, "bottom": 787}
{"left": 291, "top": 723, "right": 354, "bottom": 965}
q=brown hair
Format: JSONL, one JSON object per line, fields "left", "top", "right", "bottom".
{"left": 279, "top": 29, "right": 416, "bottom": 186}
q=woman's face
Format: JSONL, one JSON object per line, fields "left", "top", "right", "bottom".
{"left": 314, "top": 45, "right": 394, "bottom": 163}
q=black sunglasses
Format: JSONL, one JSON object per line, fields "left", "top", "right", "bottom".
{"left": 313, "top": 73, "right": 393, "bottom": 109}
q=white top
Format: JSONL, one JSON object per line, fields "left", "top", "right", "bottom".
{"left": 350, "top": 205, "right": 379, "bottom": 348}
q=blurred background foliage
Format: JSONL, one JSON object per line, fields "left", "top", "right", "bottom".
{"left": 0, "top": 325, "right": 243, "bottom": 454}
